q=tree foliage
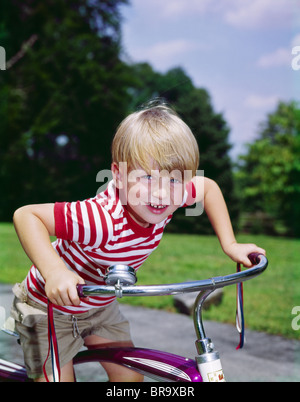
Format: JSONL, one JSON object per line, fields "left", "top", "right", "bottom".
{"left": 0, "top": 0, "right": 131, "bottom": 218}
{"left": 236, "top": 101, "right": 300, "bottom": 236}
{"left": 0, "top": 1, "right": 237, "bottom": 235}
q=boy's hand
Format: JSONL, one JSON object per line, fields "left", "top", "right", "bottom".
{"left": 44, "top": 268, "right": 86, "bottom": 307}
{"left": 224, "top": 242, "right": 266, "bottom": 267}
{"left": 13, "top": 204, "right": 87, "bottom": 307}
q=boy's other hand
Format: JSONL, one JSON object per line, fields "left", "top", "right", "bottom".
{"left": 224, "top": 242, "right": 266, "bottom": 268}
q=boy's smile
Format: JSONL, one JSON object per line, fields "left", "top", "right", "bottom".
{"left": 147, "top": 203, "right": 168, "bottom": 213}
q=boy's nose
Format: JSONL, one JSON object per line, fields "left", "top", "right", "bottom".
{"left": 152, "top": 186, "right": 168, "bottom": 199}
{"left": 151, "top": 179, "right": 169, "bottom": 200}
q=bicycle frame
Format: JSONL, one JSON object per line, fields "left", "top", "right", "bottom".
{"left": 0, "top": 253, "right": 268, "bottom": 382}
{"left": 74, "top": 348, "right": 202, "bottom": 382}
{"left": 0, "top": 347, "right": 201, "bottom": 382}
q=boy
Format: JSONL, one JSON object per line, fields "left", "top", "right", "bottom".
{"left": 12, "top": 104, "right": 265, "bottom": 382}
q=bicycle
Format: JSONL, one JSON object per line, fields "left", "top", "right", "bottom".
{"left": 0, "top": 252, "right": 267, "bottom": 382}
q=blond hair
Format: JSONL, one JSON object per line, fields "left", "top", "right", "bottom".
{"left": 111, "top": 105, "right": 199, "bottom": 177}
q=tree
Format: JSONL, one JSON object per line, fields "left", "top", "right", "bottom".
{"left": 0, "top": 0, "right": 132, "bottom": 220}
{"left": 0, "top": 4, "right": 238, "bottom": 234}
{"left": 236, "top": 101, "right": 300, "bottom": 236}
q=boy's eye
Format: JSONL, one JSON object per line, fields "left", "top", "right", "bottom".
{"left": 142, "top": 174, "right": 152, "bottom": 180}
{"left": 170, "top": 177, "right": 181, "bottom": 184}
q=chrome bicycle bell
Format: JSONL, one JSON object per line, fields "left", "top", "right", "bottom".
{"left": 104, "top": 265, "right": 137, "bottom": 286}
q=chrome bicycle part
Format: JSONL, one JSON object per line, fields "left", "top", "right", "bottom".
{"left": 103, "top": 265, "right": 137, "bottom": 286}
{"left": 193, "top": 289, "right": 225, "bottom": 381}
{"left": 78, "top": 254, "right": 268, "bottom": 299}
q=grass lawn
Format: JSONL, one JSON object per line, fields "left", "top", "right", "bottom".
{"left": 0, "top": 222, "right": 299, "bottom": 339}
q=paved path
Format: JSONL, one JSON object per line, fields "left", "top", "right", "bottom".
{"left": 1, "top": 284, "right": 300, "bottom": 382}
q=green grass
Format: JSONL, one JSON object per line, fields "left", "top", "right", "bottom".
{"left": 0, "top": 222, "right": 299, "bottom": 339}
{"left": 0, "top": 223, "right": 32, "bottom": 283}
{"left": 123, "top": 232, "right": 300, "bottom": 339}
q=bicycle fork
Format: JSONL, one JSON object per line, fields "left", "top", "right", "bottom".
{"left": 193, "top": 289, "right": 225, "bottom": 382}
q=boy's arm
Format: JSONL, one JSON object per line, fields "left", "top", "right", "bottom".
{"left": 192, "top": 177, "right": 266, "bottom": 267}
{"left": 13, "top": 204, "right": 85, "bottom": 306}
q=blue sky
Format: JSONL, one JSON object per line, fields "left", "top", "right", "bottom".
{"left": 120, "top": 0, "right": 300, "bottom": 159}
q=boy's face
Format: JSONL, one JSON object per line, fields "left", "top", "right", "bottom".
{"left": 112, "top": 162, "right": 187, "bottom": 227}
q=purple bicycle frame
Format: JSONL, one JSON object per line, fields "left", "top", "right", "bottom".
{"left": 0, "top": 347, "right": 202, "bottom": 382}
{"left": 0, "top": 359, "right": 30, "bottom": 382}
{"left": 74, "top": 347, "right": 202, "bottom": 382}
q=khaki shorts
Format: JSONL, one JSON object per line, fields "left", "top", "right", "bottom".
{"left": 10, "top": 282, "right": 132, "bottom": 379}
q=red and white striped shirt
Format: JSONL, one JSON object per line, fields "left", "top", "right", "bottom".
{"left": 25, "top": 180, "right": 195, "bottom": 314}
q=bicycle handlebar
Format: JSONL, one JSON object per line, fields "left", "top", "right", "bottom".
{"left": 77, "top": 253, "right": 268, "bottom": 299}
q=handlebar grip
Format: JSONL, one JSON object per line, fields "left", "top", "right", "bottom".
{"left": 248, "top": 252, "right": 263, "bottom": 265}
{"left": 77, "top": 284, "right": 85, "bottom": 298}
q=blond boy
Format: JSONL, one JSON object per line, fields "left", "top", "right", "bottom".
{"left": 12, "top": 105, "right": 265, "bottom": 381}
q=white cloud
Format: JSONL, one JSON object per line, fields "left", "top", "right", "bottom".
{"left": 223, "top": 0, "right": 297, "bottom": 29}
{"left": 257, "top": 33, "right": 300, "bottom": 69}
{"left": 133, "top": 0, "right": 217, "bottom": 19}
{"left": 292, "top": 33, "right": 300, "bottom": 47}
{"left": 257, "top": 48, "right": 291, "bottom": 68}
{"left": 128, "top": 0, "right": 299, "bottom": 30}
{"left": 245, "top": 94, "right": 279, "bottom": 110}
{"left": 128, "top": 39, "right": 201, "bottom": 71}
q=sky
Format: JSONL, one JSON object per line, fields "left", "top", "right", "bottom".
{"left": 119, "top": 0, "right": 300, "bottom": 159}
